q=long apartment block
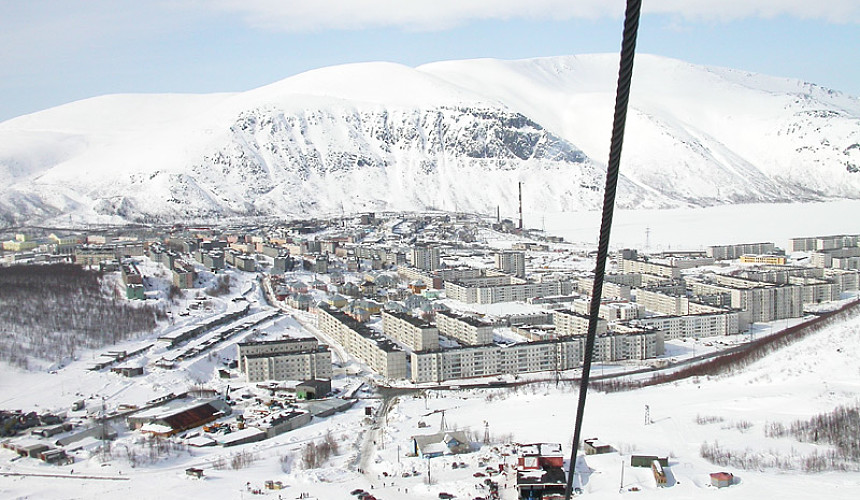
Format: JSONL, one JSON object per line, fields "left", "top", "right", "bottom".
{"left": 707, "top": 242, "right": 776, "bottom": 260}
{"left": 444, "top": 275, "right": 572, "bottom": 304}
{"left": 409, "top": 328, "right": 662, "bottom": 384}
{"left": 619, "top": 258, "right": 681, "bottom": 279}
{"left": 316, "top": 303, "right": 407, "bottom": 379}
{"left": 630, "top": 311, "right": 741, "bottom": 340}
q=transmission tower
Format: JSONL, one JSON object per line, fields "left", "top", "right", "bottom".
{"left": 483, "top": 421, "right": 490, "bottom": 445}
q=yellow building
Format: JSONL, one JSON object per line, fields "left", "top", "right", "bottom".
{"left": 739, "top": 254, "right": 787, "bottom": 265}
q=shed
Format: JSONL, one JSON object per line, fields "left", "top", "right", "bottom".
{"left": 296, "top": 379, "right": 332, "bottom": 400}
{"left": 186, "top": 467, "right": 204, "bottom": 478}
{"left": 583, "top": 438, "right": 614, "bottom": 455}
{"left": 631, "top": 455, "right": 668, "bottom": 468}
{"left": 217, "top": 427, "right": 266, "bottom": 447}
{"left": 710, "top": 472, "right": 734, "bottom": 488}
{"left": 16, "top": 442, "right": 50, "bottom": 458}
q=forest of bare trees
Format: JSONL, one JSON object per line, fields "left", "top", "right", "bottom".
{"left": 0, "top": 263, "right": 165, "bottom": 369}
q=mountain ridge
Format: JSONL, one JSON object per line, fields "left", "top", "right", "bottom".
{"left": 1, "top": 53, "right": 858, "bottom": 227}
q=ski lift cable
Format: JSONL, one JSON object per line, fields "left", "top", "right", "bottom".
{"left": 564, "top": 1, "right": 642, "bottom": 499}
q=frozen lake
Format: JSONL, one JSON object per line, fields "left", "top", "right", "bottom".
{"left": 537, "top": 200, "right": 860, "bottom": 251}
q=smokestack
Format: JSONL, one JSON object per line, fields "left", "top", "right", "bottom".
{"left": 518, "top": 181, "right": 523, "bottom": 230}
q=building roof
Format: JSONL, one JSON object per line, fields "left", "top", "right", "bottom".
{"left": 517, "top": 466, "right": 567, "bottom": 486}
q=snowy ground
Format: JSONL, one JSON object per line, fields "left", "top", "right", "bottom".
{"left": 3, "top": 305, "right": 860, "bottom": 499}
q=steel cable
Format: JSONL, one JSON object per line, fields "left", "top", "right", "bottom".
{"left": 564, "top": 1, "right": 642, "bottom": 498}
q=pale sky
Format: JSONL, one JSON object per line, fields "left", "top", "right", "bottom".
{"left": 1, "top": 1, "right": 859, "bottom": 122}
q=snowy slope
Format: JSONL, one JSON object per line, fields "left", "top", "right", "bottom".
{"left": 1, "top": 54, "right": 859, "bottom": 226}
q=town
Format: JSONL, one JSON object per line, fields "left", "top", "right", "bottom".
{"left": 1, "top": 212, "right": 859, "bottom": 499}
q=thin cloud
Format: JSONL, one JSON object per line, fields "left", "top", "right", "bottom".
{"left": 205, "top": 0, "right": 860, "bottom": 32}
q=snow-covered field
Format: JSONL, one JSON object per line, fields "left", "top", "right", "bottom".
{"left": 2, "top": 302, "right": 859, "bottom": 499}
{"left": 538, "top": 199, "right": 860, "bottom": 250}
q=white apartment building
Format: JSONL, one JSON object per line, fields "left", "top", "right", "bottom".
{"left": 688, "top": 276, "right": 803, "bottom": 323}
{"left": 495, "top": 251, "right": 526, "bottom": 278}
{"left": 825, "top": 269, "right": 860, "bottom": 292}
{"left": 790, "top": 234, "right": 859, "bottom": 252}
{"left": 316, "top": 303, "right": 407, "bottom": 379}
{"left": 410, "top": 338, "right": 585, "bottom": 384}
{"left": 410, "top": 245, "right": 441, "bottom": 271}
{"left": 571, "top": 298, "right": 645, "bottom": 321}
{"left": 238, "top": 338, "right": 332, "bottom": 382}
{"left": 444, "top": 276, "right": 572, "bottom": 304}
{"left": 631, "top": 311, "right": 741, "bottom": 340}
{"left": 409, "top": 328, "right": 662, "bottom": 383}
{"left": 553, "top": 309, "right": 607, "bottom": 336}
{"left": 436, "top": 310, "right": 494, "bottom": 345}
{"left": 619, "top": 258, "right": 681, "bottom": 279}
{"left": 707, "top": 242, "right": 776, "bottom": 260}
{"left": 381, "top": 310, "right": 440, "bottom": 351}
{"left": 243, "top": 350, "right": 332, "bottom": 382}
{"left": 634, "top": 288, "right": 725, "bottom": 316}
{"left": 577, "top": 277, "right": 632, "bottom": 300}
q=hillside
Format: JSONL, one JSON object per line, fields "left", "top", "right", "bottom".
{"left": 1, "top": 54, "right": 859, "bottom": 226}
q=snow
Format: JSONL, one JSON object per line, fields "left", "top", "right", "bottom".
{"left": 1, "top": 54, "right": 858, "bottom": 225}
{"left": 2, "top": 299, "right": 860, "bottom": 498}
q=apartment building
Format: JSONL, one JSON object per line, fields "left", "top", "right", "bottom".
{"left": 789, "top": 234, "right": 860, "bottom": 252}
{"left": 707, "top": 242, "right": 776, "bottom": 260}
{"left": 238, "top": 338, "right": 332, "bottom": 383}
{"left": 570, "top": 298, "right": 645, "bottom": 321}
{"left": 409, "top": 328, "right": 662, "bottom": 383}
{"left": 380, "top": 310, "right": 440, "bottom": 351}
{"left": 688, "top": 275, "right": 802, "bottom": 323}
{"left": 631, "top": 311, "right": 741, "bottom": 340}
{"left": 436, "top": 310, "right": 494, "bottom": 345}
{"left": 619, "top": 258, "right": 681, "bottom": 279}
{"left": 553, "top": 309, "right": 607, "bottom": 336}
{"left": 444, "top": 275, "right": 572, "bottom": 304}
{"left": 634, "top": 288, "right": 724, "bottom": 316}
{"left": 410, "top": 339, "right": 584, "bottom": 384}
{"left": 811, "top": 247, "right": 860, "bottom": 270}
{"left": 577, "top": 277, "right": 632, "bottom": 300}
{"left": 410, "top": 245, "right": 441, "bottom": 271}
{"left": 316, "top": 303, "right": 407, "bottom": 379}
{"left": 495, "top": 251, "right": 526, "bottom": 278}
{"left": 739, "top": 254, "right": 787, "bottom": 265}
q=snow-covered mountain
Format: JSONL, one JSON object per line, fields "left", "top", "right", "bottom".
{"left": 1, "top": 54, "right": 859, "bottom": 226}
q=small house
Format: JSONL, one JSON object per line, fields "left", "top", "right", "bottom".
{"left": 710, "top": 472, "right": 734, "bottom": 488}
{"left": 411, "top": 431, "right": 473, "bottom": 458}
